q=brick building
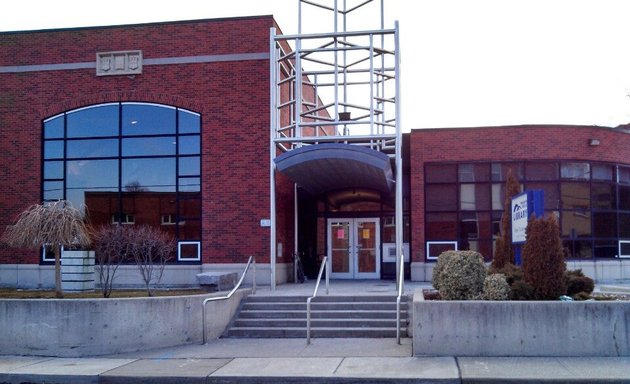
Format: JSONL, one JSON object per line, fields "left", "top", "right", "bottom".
{"left": 1, "top": 17, "right": 629, "bottom": 288}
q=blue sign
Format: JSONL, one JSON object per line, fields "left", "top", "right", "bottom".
{"left": 512, "top": 189, "right": 544, "bottom": 265}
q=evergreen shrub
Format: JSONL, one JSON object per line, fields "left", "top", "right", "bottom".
{"left": 433, "top": 250, "right": 486, "bottom": 300}
{"left": 482, "top": 273, "right": 510, "bottom": 300}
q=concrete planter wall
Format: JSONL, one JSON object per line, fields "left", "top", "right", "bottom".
{"left": 413, "top": 292, "right": 630, "bottom": 357}
{"left": 0, "top": 288, "right": 249, "bottom": 357}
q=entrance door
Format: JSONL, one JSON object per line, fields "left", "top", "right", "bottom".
{"left": 327, "top": 218, "right": 380, "bottom": 279}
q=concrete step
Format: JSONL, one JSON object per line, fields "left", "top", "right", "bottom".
{"left": 226, "top": 327, "right": 405, "bottom": 338}
{"left": 246, "top": 295, "right": 407, "bottom": 303}
{"left": 238, "top": 309, "right": 408, "bottom": 319}
{"left": 241, "top": 302, "right": 407, "bottom": 311}
{"left": 233, "top": 318, "right": 406, "bottom": 328}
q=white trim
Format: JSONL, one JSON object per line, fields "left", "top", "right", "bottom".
{"left": 426, "top": 241, "right": 458, "bottom": 261}
{"left": 327, "top": 218, "right": 380, "bottom": 279}
{"left": 178, "top": 241, "right": 201, "bottom": 261}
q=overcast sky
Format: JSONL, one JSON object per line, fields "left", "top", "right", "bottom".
{"left": 2, "top": 0, "right": 630, "bottom": 129}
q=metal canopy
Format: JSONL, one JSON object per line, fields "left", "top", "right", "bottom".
{"left": 274, "top": 143, "right": 394, "bottom": 196}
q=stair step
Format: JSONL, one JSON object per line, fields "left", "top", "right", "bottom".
{"left": 233, "top": 318, "right": 406, "bottom": 328}
{"left": 238, "top": 309, "right": 408, "bottom": 319}
{"left": 245, "top": 295, "right": 407, "bottom": 303}
{"left": 241, "top": 302, "right": 407, "bottom": 311}
{"left": 226, "top": 327, "right": 406, "bottom": 338}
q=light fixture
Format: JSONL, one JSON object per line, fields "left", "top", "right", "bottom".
{"left": 589, "top": 138, "right": 600, "bottom": 146}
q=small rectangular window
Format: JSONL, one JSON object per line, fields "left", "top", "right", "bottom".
{"left": 561, "top": 162, "right": 590, "bottom": 180}
{"left": 112, "top": 213, "right": 135, "bottom": 224}
{"left": 178, "top": 241, "right": 200, "bottom": 261}
{"left": 161, "top": 214, "right": 176, "bottom": 225}
{"left": 426, "top": 241, "right": 458, "bottom": 261}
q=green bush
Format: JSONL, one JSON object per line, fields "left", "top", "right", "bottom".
{"left": 433, "top": 250, "right": 486, "bottom": 300}
{"left": 510, "top": 280, "right": 535, "bottom": 300}
{"left": 483, "top": 273, "right": 510, "bottom": 300}
{"left": 487, "top": 263, "right": 523, "bottom": 286}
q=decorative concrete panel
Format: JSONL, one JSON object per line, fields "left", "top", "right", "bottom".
{"left": 96, "top": 50, "right": 142, "bottom": 76}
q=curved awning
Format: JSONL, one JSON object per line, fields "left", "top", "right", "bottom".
{"left": 274, "top": 143, "right": 394, "bottom": 196}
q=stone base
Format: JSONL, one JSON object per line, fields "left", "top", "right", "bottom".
{"left": 196, "top": 272, "right": 238, "bottom": 292}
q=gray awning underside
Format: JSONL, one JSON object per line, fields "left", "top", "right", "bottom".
{"left": 274, "top": 143, "right": 394, "bottom": 196}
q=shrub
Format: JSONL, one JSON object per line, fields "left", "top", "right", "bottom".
{"left": 487, "top": 262, "right": 523, "bottom": 286}
{"left": 522, "top": 214, "right": 567, "bottom": 300}
{"left": 433, "top": 250, "right": 486, "bottom": 300}
{"left": 510, "top": 280, "right": 535, "bottom": 300}
{"left": 483, "top": 274, "right": 510, "bottom": 300}
{"left": 129, "top": 226, "right": 175, "bottom": 296}
{"left": 93, "top": 225, "right": 134, "bottom": 298}
{"left": 565, "top": 269, "right": 594, "bottom": 300}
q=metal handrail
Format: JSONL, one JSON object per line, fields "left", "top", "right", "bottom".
{"left": 306, "top": 255, "right": 329, "bottom": 344}
{"left": 396, "top": 252, "right": 404, "bottom": 344}
{"left": 202, "top": 255, "right": 256, "bottom": 344}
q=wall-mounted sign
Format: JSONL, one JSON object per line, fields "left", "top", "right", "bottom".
{"left": 96, "top": 50, "right": 142, "bottom": 76}
{"left": 260, "top": 219, "right": 271, "bottom": 227}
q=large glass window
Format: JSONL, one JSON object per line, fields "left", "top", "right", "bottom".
{"left": 43, "top": 102, "right": 201, "bottom": 262}
{"left": 425, "top": 160, "right": 630, "bottom": 261}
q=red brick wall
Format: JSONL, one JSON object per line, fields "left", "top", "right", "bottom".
{"left": 410, "top": 125, "right": 630, "bottom": 263}
{"left": 0, "top": 17, "right": 290, "bottom": 265}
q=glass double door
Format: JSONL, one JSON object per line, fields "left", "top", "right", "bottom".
{"left": 327, "top": 218, "right": 380, "bottom": 279}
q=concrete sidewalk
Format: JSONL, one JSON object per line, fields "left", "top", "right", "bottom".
{"left": 1, "top": 338, "right": 629, "bottom": 383}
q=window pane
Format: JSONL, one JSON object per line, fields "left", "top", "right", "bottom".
{"left": 594, "top": 240, "right": 617, "bottom": 258}
{"left": 592, "top": 164, "right": 613, "bottom": 181}
{"left": 619, "top": 213, "right": 630, "bottom": 237}
{"left": 122, "top": 158, "right": 176, "bottom": 192}
{"left": 561, "top": 162, "right": 590, "bottom": 180}
{"left": 179, "top": 196, "right": 201, "bottom": 218}
{"left": 561, "top": 183, "right": 590, "bottom": 209}
{"left": 179, "top": 219, "right": 201, "bottom": 240}
{"left": 178, "top": 177, "right": 200, "bottom": 192}
{"left": 122, "top": 104, "right": 175, "bottom": 135}
{"left": 592, "top": 183, "right": 616, "bottom": 210}
{"left": 85, "top": 193, "right": 120, "bottom": 227}
{"left": 460, "top": 184, "right": 490, "bottom": 211}
{"left": 44, "top": 115, "right": 64, "bottom": 139}
{"left": 526, "top": 162, "right": 558, "bottom": 181}
{"left": 593, "top": 212, "right": 617, "bottom": 238}
{"left": 67, "top": 139, "right": 118, "bottom": 158}
{"left": 178, "top": 136, "right": 200, "bottom": 155}
{"left": 179, "top": 156, "right": 200, "bottom": 176}
{"left": 179, "top": 110, "right": 200, "bottom": 134}
{"left": 66, "top": 159, "right": 118, "bottom": 208}
{"left": 426, "top": 213, "right": 457, "bottom": 239}
{"left": 619, "top": 185, "right": 630, "bottom": 210}
{"left": 426, "top": 184, "right": 457, "bottom": 211}
{"left": 460, "top": 212, "right": 480, "bottom": 240}
{"left": 525, "top": 182, "right": 560, "bottom": 210}
{"left": 561, "top": 211, "right": 591, "bottom": 237}
{"left": 44, "top": 140, "right": 64, "bottom": 159}
{"left": 563, "top": 240, "right": 593, "bottom": 259}
{"left": 44, "top": 161, "right": 64, "bottom": 180}
{"left": 67, "top": 104, "right": 118, "bottom": 138}
{"left": 122, "top": 137, "right": 176, "bottom": 157}
{"left": 43, "top": 181, "right": 63, "bottom": 200}
{"left": 425, "top": 164, "right": 457, "bottom": 183}
{"left": 619, "top": 167, "right": 630, "bottom": 185}
{"left": 491, "top": 162, "right": 524, "bottom": 182}
{"left": 491, "top": 183, "right": 504, "bottom": 210}
{"left": 459, "top": 163, "right": 490, "bottom": 182}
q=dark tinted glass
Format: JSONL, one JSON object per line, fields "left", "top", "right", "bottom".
{"left": 592, "top": 164, "right": 614, "bottom": 181}
{"left": 525, "top": 182, "right": 560, "bottom": 210}
{"left": 561, "top": 211, "right": 591, "bottom": 237}
{"left": 619, "top": 167, "right": 630, "bottom": 185}
{"left": 525, "top": 162, "right": 558, "bottom": 180}
{"left": 179, "top": 197, "right": 201, "bottom": 218}
{"left": 561, "top": 183, "right": 590, "bottom": 210}
{"left": 619, "top": 213, "right": 630, "bottom": 237}
{"left": 460, "top": 184, "right": 491, "bottom": 211}
{"left": 594, "top": 240, "right": 617, "bottom": 258}
{"left": 426, "top": 184, "right": 457, "bottom": 211}
{"left": 122, "top": 104, "right": 176, "bottom": 135}
{"left": 178, "top": 156, "right": 200, "bottom": 176}
{"left": 593, "top": 212, "right": 617, "bottom": 238}
{"left": 459, "top": 163, "right": 490, "bottom": 182}
{"left": 66, "top": 159, "right": 118, "bottom": 207}
{"left": 491, "top": 162, "right": 523, "bottom": 181}
{"left": 425, "top": 164, "right": 457, "bottom": 183}
{"left": 619, "top": 185, "right": 630, "bottom": 210}
{"left": 67, "top": 104, "right": 118, "bottom": 138}
{"left": 426, "top": 213, "right": 457, "bottom": 239}
{"left": 592, "top": 183, "right": 616, "bottom": 210}
{"left": 561, "top": 162, "right": 590, "bottom": 180}
{"left": 178, "top": 177, "right": 200, "bottom": 192}
{"left": 43, "top": 181, "right": 63, "bottom": 200}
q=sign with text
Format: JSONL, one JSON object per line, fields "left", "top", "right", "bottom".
{"left": 511, "top": 190, "right": 544, "bottom": 244}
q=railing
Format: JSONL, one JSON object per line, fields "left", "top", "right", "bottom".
{"left": 396, "top": 252, "right": 404, "bottom": 344}
{"left": 306, "top": 255, "right": 329, "bottom": 344}
{"left": 202, "top": 255, "right": 256, "bottom": 344}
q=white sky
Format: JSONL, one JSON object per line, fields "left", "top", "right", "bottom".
{"left": 2, "top": 0, "right": 630, "bottom": 129}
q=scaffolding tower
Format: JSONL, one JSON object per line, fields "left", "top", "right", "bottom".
{"left": 270, "top": 0, "right": 402, "bottom": 289}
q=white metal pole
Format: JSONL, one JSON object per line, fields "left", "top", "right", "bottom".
{"left": 394, "top": 21, "right": 403, "bottom": 288}
{"left": 269, "top": 27, "right": 278, "bottom": 291}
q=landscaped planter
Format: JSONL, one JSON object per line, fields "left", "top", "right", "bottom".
{"left": 413, "top": 292, "right": 630, "bottom": 357}
{"left": 0, "top": 288, "right": 250, "bottom": 357}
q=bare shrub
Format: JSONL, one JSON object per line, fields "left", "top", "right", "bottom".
{"left": 93, "top": 225, "right": 134, "bottom": 298}
{"left": 129, "top": 226, "right": 175, "bottom": 296}
{"left": 2, "top": 200, "right": 91, "bottom": 298}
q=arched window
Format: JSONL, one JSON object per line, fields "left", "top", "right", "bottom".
{"left": 42, "top": 102, "right": 201, "bottom": 261}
